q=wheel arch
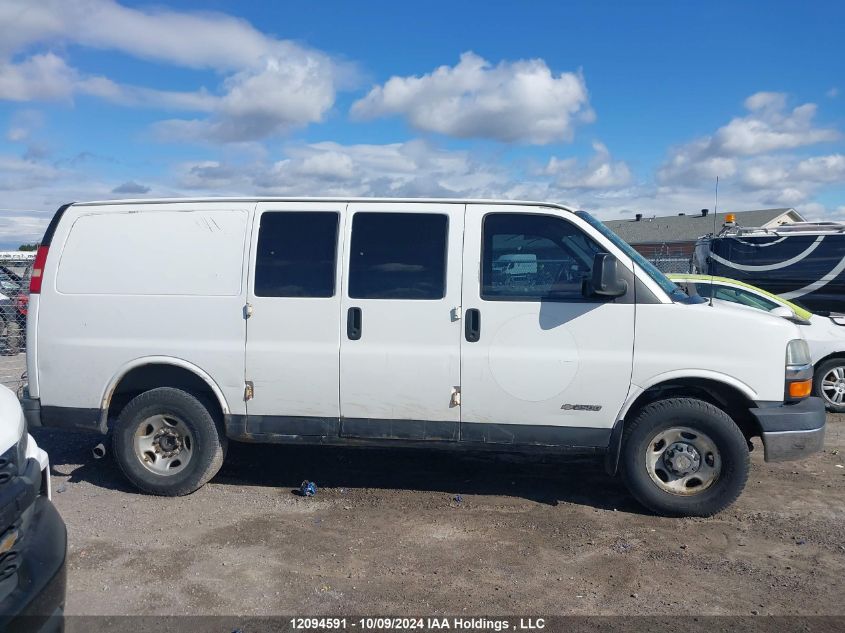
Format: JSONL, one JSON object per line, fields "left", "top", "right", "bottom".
{"left": 814, "top": 351, "right": 845, "bottom": 371}
{"left": 100, "top": 356, "right": 230, "bottom": 432}
{"left": 605, "top": 374, "right": 760, "bottom": 476}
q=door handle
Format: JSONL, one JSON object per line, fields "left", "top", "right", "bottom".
{"left": 465, "top": 308, "right": 480, "bottom": 342}
{"left": 347, "top": 307, "right": 362, "bottom": 340}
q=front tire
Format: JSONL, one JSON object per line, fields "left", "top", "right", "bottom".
{"left": 813, "top": 358, "right": 845, "bottom": 413}
{"left": 621, "top": 397, "right": 749, "bottom": 517}
{"left": 113, "top": 387, "right": 227, "bottom": 496}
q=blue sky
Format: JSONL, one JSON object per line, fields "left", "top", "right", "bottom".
{"left": 0, "top": 0, "right": 843, "bottom": 245}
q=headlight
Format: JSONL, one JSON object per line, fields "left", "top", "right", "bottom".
{"left": 785, "top": 339, "right": 812, "bottom": 400}
{"left": 786, "top": 339, "right": 811, "bottom": 367}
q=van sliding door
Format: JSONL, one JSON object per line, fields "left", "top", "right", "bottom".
{"left": 338, "top": 203, "right": 465, "bottom": 440}
{"left": 243, "top": 202, "right": 344, "bottom": 436}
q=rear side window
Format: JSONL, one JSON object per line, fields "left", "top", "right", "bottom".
{"left": 349, "top": 213, "right": 448, "bottom": 299}
{"left": 482, "top": 213, "right": 601, "bottom": 301}
{"left": 255, "top": 212, "right": 339, "bottom": 298}
{"left": 57, "top": 210, "right": 248, "bottom": 296}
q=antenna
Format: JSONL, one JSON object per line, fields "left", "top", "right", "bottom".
{"left": 709, "top": 176, "right": 719, "bottom": 307}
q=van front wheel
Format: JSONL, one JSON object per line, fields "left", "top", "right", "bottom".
{"left": 621, "top": 397, "right": 749, "bottom": 517}
{"left": 113, "top": 387, "right": 227, "bottom": 496}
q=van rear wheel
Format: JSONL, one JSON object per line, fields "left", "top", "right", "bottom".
{"left": 113, "top": 387, "right": 226, "bottom": 496}
{"left": 621, "top": 397, "right": 749, "bottom": 517}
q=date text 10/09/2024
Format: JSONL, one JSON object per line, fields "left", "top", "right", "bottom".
{"left": 289, "top": 617, "right": 546, "bottom": 631}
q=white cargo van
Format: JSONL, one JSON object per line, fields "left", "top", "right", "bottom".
{"left": 21, "top": 198, "right": 826, "bottom": 516}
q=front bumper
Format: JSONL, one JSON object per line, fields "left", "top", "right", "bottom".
{"left": 0, "top": 460, "right": 67, "bottom": 633}
{"left": 750, "top": 396, "right": 826, "bottom": 462}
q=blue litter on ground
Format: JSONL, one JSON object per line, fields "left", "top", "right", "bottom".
{"left": 300, "top": 481, "right": 317, "bottom": 497}
{"left": 454, "top": 494, "right": 463, "bottom": 503}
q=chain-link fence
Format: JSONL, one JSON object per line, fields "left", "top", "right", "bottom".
{"left": 0, "top": 254, "right": 32, "bottom": 392}
{"left": 631, "top": 242, "right": 695, "bottom": 274}
{"left": 648, "top": 256, "right": 694, "bottom": 274}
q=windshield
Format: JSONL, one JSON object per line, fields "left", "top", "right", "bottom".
{"left": 576, "top": 210, "right": 694, "bottom": 302}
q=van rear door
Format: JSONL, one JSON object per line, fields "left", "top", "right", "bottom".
{"left": 338, "top": 203, "right": 464, "bottom": 440}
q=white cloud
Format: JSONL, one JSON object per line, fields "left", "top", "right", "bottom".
{"left": 657, "top": 142, "right": 738, "bottom": 185}
{"left": 80, "top": 77, "right": 218, "bottom": 111}
{"left": 793, "top": 154, "right": 845, "bottom": 183}
{"left": 176, "top": 140, "right": 507, "bottom": 198}
{"left": 0, "top": 132, "right": 842, "bottom": 245}
{"left": 743, "top": 91, "right": 786, "bottom": 112}
{"left": 351, "top": 52, "right": 593, "bottom": 144}
{"left": 659, "top": 92, "right": 839, "bottom": 186}
{"left": 152, "top": 54, "right": 338, "bottom": 142}
{"left": 2, "top": 0, "right": 292, "bottom": 70}
{"left": 0, "top": 0, "right": 350, "bottom": 141}
{"left": 715, "top": 100, "right": 837, "bottom": 155}
{"left": 652, "top": 92, "right": 844, "bottom": 212}
{"left": 0, "top": 53, "right": 78, "bottom": 101}
{"left": 542, "top": 141, "right": 632, "bottom": 189}
{"left": 116, "top": 138, "right": 845, "bottom": 227}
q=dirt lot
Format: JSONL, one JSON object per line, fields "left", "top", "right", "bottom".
{"left": 28, "top": 414, "right": 844, "bottom": 617}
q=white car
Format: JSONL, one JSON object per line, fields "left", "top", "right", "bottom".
{"left": 670, "top": 274, "right": 845, "bottom": 412}
{"left": 21, "top": 197, "right": 826, "bottom": 517}
{"left": 0, "top": 385, "right": 66, "bottom": 629}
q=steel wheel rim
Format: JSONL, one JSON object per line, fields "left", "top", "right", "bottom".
{"left": 645, "top": 426, "right": 721, "bottom": 495}
{"left": 133, "top": 414, "right": 193, "bottom": 476}
{"left": 821, "top": 366, "right": 845, "bottom": 406}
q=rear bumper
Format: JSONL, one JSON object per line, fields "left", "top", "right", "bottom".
{"left": 20, "top": 392, "right": 41, "bottom": 429}
{"left": 20, "top": 392, "right": 103, "bottom": 434}
{"left": 750, "top": 396, "right": 826, "bottom": 462}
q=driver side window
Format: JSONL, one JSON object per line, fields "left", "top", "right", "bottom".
{"left": 481, "top": 213, "right": 602, "bottom": 301}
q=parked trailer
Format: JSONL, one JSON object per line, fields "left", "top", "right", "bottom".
{"left": 694, "top": 221, "right": 845, "bottom": 315}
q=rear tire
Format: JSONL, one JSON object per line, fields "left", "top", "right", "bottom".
{"left": 813, "top": 357, "right": 845, "bottom": 413}
{"left": 112, "top": 387, "right": 226, "bottom": 496}
{"left": 621, "top": 397, "right": 749, "bottom": 517}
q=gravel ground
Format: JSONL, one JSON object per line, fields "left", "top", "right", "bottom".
{"left": 30, "top": 415, "right": 845, "bottom": 617}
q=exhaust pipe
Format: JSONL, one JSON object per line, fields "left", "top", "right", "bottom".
{"left": 92, "top": 443, "right": 106, "bottom": 459}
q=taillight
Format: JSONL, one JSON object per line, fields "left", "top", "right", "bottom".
{"left": 29, "top": 246, "right": 48, "bottom": 294}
